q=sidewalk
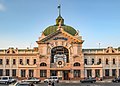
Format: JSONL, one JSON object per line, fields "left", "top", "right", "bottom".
{"left": 97, "top": 79, "right": 112, "bottom": 83}
{"left": 40, "top": 79, "right": 112, "bottom": 83}
{"left": 59, "top": 80, "right": 80, "bottom": 83}
{"left": 59, "top": 79, "right": 112, "bottom": 83}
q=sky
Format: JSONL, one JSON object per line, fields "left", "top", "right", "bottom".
{"left": 0, "top": 0, "right": 120, "bottom": 49}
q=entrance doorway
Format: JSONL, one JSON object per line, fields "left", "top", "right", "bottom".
{"left": 63, "top": 71, "right": 69, "bottom": 80}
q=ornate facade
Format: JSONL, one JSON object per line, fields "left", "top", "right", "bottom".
{"left": 0, "top": 11, "right": 120, "bottom": 80}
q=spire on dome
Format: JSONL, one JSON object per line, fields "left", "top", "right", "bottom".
{"left": 56, "top": 0, "right": 64, "bottom": 25}
{"left": 58, "top": 0, "right": 61, "bottom": 16}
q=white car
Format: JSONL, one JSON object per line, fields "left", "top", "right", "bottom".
{"left": 21, "top": 77, "right": 41, "bottom": 83}
{"left": 0, "top": 76, "right": 17, "bottom": 84}
{"left": 44, "top": 76, "right": 59, "bottom": 83}
{"left": 9, "top": 81, "right": 36, "bottom": 86}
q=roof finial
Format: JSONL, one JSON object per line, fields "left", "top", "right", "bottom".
{"left": 58, "top": 0, "right": 61, "bottom": 16}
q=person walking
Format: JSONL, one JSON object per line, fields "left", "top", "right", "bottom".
{"left": 52, "top": 81, "right": 55, "bottom": 86}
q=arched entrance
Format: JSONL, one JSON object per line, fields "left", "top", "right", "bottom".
{"left": 50, "top": 46, "right": 70, "bottom": 80}
{"left": 51, "top": 46, "right": 69, "bottom": 63}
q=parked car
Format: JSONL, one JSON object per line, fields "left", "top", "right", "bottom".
{"left": 112, "top": 77, "right": 120, "bottom": 82}
{"left": 44, "top": 76, "right": 59, "bottom": 83}
{"left": 0, "top": 76, "right": 17, "bottom": 84}
{"left": 21, "top": 77, "right": 41, "bottom": 83}
{"left": 80, "top": 78, "right": 96, "bottom": 83}
{"left": 9, "top": 81, "right": 36, "bottom": 86}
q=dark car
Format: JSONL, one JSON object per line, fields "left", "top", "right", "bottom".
{"left": 112, "top": 77, "right": 120, "bottom": 82}
{"left": 80, "top": 78, "right": 96, "bottom": 83}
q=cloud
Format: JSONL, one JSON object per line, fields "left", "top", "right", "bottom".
{"left": 0, "top": 3, "right": 6, "bottom": 11}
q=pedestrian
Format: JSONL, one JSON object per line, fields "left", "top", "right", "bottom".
{"left": 52, "top": 81, "right": 54, "bottom": 86}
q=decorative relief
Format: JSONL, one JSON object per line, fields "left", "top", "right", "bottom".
{"left": 47, "top": 47, "right": 51, "bottom": 54}
{"left": 49, "top": 42, "right": 70, "bottom": 48}
{"left": 73, "top": 55, "right": 79, "bottom": 58}
{"left": 39, "top": 55, "right": 45, "bottom": 58}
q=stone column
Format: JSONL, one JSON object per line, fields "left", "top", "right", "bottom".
{"left": 47, "top": 70, "right": 50, "bottom": 78}
{"left": 92, "top": 69, "right": 95, "bottom": 77}
{"left": 81, "top": 69, "right": 85, "bottom": 78}
{"left": 18, "top": 69, "right": 21, "bottom": 77}
{"left": 100, "top": 69, "right": 103, "bottom": 77}
{"left": 116, "top": 69, "right": 119, "bottom": 77}
{"left": 84, "top": 69, "right": 87, "bottom": 78}
{"left": 26, "top": 69, "right": 28, "bottom": 78}
{"left": 110, "top": 69, "right": 112, "bottom": 77}
{"left": 10, "top": 69, "right": 12, "bottom": 77}
{"left": 34, "top": 69, "right": 36, "bottom": 77}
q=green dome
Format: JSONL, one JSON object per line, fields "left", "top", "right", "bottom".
{"left": 43, "top": 15, "right": 77, "bottom": 36}
{"left": 43, "top": 25, "right": 77, "bottom": 36}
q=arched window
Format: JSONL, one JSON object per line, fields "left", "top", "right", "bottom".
{"left": 92, "top": 58, "right": 94, "bottom": 64}
{"left": 113, "top": 58, "right": 115, "bottom": 64}
{"left": 84, "top": 59, "right": 87, "bottom": 65}
{"left": 40, "top": 62, "right": 47, "bottom": 66}
{"left": 74, "top": 62, "right": 80, "bottom": 66}
{"left": 106, "top": 59, "right": 109, "bottom": 64}
{"left": 99, "top": 59, "right": 101, "bottom": 64}
{"left": 97, "top": 58, "right": 101, "bottom": 65}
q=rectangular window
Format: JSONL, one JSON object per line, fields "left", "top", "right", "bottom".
{"left": 105, "top": 69, "right": 109, "bottom": 76}
{"left": 26, "top": 59, "right": 29, "bottom": 65}
{"left": 112, "top": 69, "right": 116, "bottom": 76}
{"left": 40, "top": 70, "right": 47, "bottom": 77}
{"left": 95, "top": 69, "right": 100, "bottom": 77}
{"left": 29, "top": 70, "right": 34, "bottom": 77}
{"left": 20, "top": 59, "right": 23, "bottom": 65}
{"left": 12, "top": 69, "right": 16, "bottom": 76}
{"left": 84, "top": 59, "right": 87, "bottom": 65}
{"left": 33, "top": 59, "right": 36, "bottom": 64}
{"left": 119, "top": 69, "right": 120, "bottom": 76}
{"left": 0, "top": 69, "right": 3, "bottom": 76}
{"left": 6, "top": 59, "right": 9, "bottom": 65}
{"left": 99, "top": 59, "right": 101, "bottom": 64}
{"left": 87, "top": 69, "right": 92, "bottom": 77}
{"left": 6, "top": 69, "right": 10, "bottom": 76}
{"left": 0, "top": 59, "right": 2, "bottom": 65}
{"left": 74, "top": 70, "right": 80, "bottom": 78}
{"left": 13, "top": 59, "right": 16, "bottom": 65}
{"left": 106, "top": 59, "right": 109, "bottom": 65}
{"left": 113, "top": 59, "right": 115, "bottom": 64}
{"left": 92, "top": 58, "right": 94, "bottom": 64}
{"left": 21, "top": 70, "right": 26, "bottom": 77}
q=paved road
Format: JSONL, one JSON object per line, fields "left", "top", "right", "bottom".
{"left": 48, "top": 82, "right": 120, "bottom": 86}
{"left": 1, "top": 82, "right": 120, "bottom": 86}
